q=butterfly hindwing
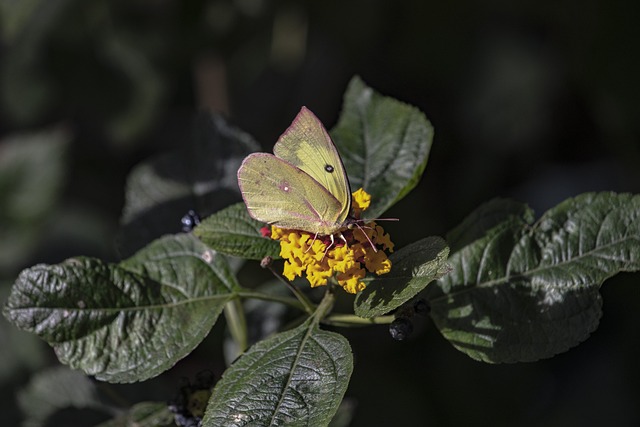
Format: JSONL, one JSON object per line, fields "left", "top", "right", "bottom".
{"left": 273, "top": 107, "right": 351, "bottom": 224}
{"left": 237, "top": 153, "right": 346, "bottom": 235}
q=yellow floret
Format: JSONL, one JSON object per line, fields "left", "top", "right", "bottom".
{"left": 306, "top": 261, "right": 333, "bottom": 287}
{"left": 374, "top": 225, "right": 395, "bottom": 252}
{"left": 352, "top": 188, "right": 372, "bottom": 211}
{"left": 337, "top": 267, "right": 367, "bottom": 293}
{"left": 269, "top": 188, "right": 394, "bottom": 294}
{"left": 364, "top": 250, "right": 392, "bottom": 275}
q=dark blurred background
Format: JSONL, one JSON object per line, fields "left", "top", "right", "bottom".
{"left": 1, "top": 0, "right": 639, "bottom": 426}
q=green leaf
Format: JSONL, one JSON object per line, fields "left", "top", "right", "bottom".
{"left": 17, "top": 366, "right": 109, "bottom": 427}
{"left": 446, "top": 198, "right": 535, "bottom": 253}
{"left": 0, "top": 127, "right": 70, "bottom": 272}
{"left": 203, "top": 318, "right": 353, "bottom": 426}
{"left": 3, "top": 234, "right": 238, "bottom": 383}
{"left": 0, "top": 282, "right": 48, "bottom": 382}
{"left": 96, "top": 402, "right": 175, "bottom": 427}
{"left": 331, "top": 76, "right": 434, "bottom": 218}
{"left": 354, "top": 236, "right": 450, "bottom": 318}
{"left": 427, "top": 192, "right": 640, "bottom": 363}
{"left": 194, "top": 202, "right": 280, "bottom": 260}
{"left": 118, "top": 112, "right": 259, "bottom": 257}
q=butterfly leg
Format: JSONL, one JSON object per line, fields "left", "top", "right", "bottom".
{"left": 320, "top": 234, "right": 335, "bottom": 261}
{"left": 319, "top": 231, "right": 349, "bottom": 261}
{"left": 305, "top": 232, "right": 320, "bottom": 253}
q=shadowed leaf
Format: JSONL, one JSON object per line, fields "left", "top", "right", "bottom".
{"left": 118, "top": 113, "right": 259, "bottom": 257}
{"left": 96, "top": 402, "right": 174, "bottom": 427}
{"left": 427, "top": 192, "right": 640, "bottom": 363}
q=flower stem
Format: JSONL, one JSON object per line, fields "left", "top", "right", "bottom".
{"left": 265, "top": 264, "right": 316, "bottom": 315}
{"left": 323, "top": 313, "right": 395, "bottom": 327}
{"left": 310, "top": 287, "right": 336, "bottom": 325}
{"left": 224, "top": 299, "right": 248, "bottom": 357}
{"left": 235, "top": 290, "right": 305, "bottom": 311}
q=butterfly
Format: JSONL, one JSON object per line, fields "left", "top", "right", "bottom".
{"left": 237, "top": 107, "right": 353, "bottom": 239}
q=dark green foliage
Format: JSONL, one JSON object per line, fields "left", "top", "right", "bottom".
{"left": 3, "top": 78, "right": 639, "bottom": 426}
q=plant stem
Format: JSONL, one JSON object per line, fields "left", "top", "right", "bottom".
{"left": 323, "top": 313, "right": 395, "bottom": 327}
{"left": 224, "top": 299, "right": 248, "bottom": 356}
{"left": 236, "top": 290, "right": 306, "bottom": 311}
{"left": 310, "top": 287, "right": 336, "bottom": 326}
{"left": 265, "top": 264, "right": 316, "bottom": 315}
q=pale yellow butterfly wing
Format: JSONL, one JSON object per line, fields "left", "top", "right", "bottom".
{"left": 273, "top": 107, "right": 351, "bottom": 224}
{"left": 237, "top": 153, "right": 346, "bottom": 235}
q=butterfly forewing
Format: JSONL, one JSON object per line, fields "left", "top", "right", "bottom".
{"left": 238, "top": 153, "right": 346, "bottom": 235}
{"left": 273, "top": 107, "right": 351, "bottom": 224}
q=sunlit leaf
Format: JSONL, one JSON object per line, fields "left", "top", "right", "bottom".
{"left": 194, "top": 202, "right": 280, "bottom": 260}
{"left": 4, "top": 234, "right": 238, "bottom": 382}
{"left": 354, "top": 236, "right": 450, "bottom": 318}
{"left": 331, "top": 76, "right": 434, "bottom": 218}
{"left": 203, "top": 317, "right": 352, "bottom": 426}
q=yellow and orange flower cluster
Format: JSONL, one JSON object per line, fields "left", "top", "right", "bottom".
{"left": 269, "top": 189, "right": 394, "bottom": 293}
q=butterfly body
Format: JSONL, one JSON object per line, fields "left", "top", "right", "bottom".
{"left": 238, "top": 107, "right": 352, "bottom": 236}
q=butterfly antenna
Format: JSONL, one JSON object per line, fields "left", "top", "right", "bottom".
{"left": 354, "top": 221, "right": 378, "bottom": 253}
{"left": 367, "top": 217, "right": 400, "bottom": 223}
